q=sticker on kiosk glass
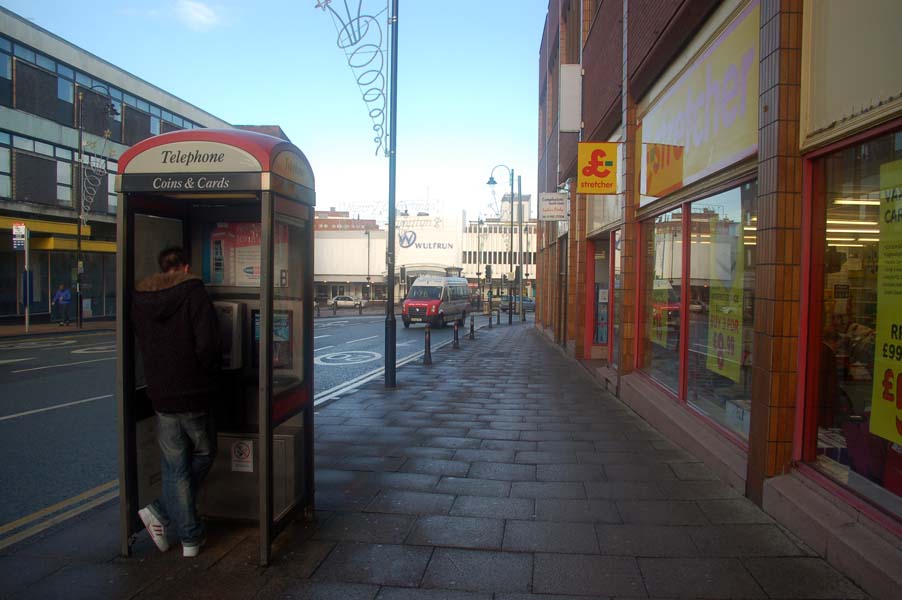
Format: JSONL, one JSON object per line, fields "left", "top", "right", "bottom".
{"left": 871, "top": 159, "right": 902, "bottom": 444}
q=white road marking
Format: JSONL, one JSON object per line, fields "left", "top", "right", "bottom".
{"left": 0, "top": 357, "right": 35, "bottom": 365}
{"left": 0, "top": 394, "right": 113, "bottom": 422}
{"left": 0, "top": 339, "right": 77, "bottom": 350}
{"left": 11, "top": 356, "right": 116, "bottom": 373}
{"left": 313, "top": 345, "right": 335, "bottom": 353}
{"left": 313, "top": 335, "right": 332, "bottom": 339}
{"left": 346, "top": 335, "right": 379, "bottom": 344}
{"left": 71, "top": 344, "right": 116, "bottom": 354}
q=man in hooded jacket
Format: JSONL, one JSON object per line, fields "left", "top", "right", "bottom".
{"left": 132, "top": 246, "right": 220, "bottom": 557}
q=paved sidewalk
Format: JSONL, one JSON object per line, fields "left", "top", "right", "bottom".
{"left": 0, "top": 319, "right": 114, "bottom": 339}
{"left": 0, "top": 323, "right": 869, "bottom": 599}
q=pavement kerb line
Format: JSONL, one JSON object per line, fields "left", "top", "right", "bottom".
{"left": 313, "top": 322, "right": 495, "bottom": 408}
{"left": 0, "top": 490, "right": 119, "bottom": 552}
{"left": 0, "top": 328, "right": 115, "bottom": 341}
{"left": 0, "top": 480, "right": 118, "bottom": 536}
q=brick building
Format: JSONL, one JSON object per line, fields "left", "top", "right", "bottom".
{"left": 536, "top": 1, "right": 902, "bottom": 597}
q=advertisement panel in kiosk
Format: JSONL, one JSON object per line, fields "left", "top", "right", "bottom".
{"left": 115, "top": 129, "right": 315, "bottom": 565}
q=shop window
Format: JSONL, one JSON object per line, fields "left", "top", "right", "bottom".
{"left": 0, "top": 146, "right": 9, "bottom": 198}
{"left": 14, "top": 61, "right": 58, "bottom": 122}
{"left": 57, "top": 160, "right": 72, "bottom": 207}
{"left": 13, "top": 150, "right": 55, "bottom": 205}
{"left": 812, "top": 129, "right": 902, "bottom": 519}
{"left": 686, "top": 181, "right": 758, "bottom": 439}
{"left": 593, "top": 243, "right": 610, "bottom": 345}
{"left": 641, "top": 208, "right": 683, "bottom": 391}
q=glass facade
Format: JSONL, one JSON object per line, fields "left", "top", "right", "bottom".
{"left": 686, "top": 182, "right": 757, "bottom": 438}
{"left": 814, "top": 129, "right": 902, "bottom": 519}
{"left": 641, "top": 208, "right": 683, "bottom": 391}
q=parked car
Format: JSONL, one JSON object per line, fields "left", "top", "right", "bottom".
{"left": 499, "top": 295, "right": 535, "bottom": 312}
{"left": 330, "top": 295, "right": 366, "bottom": 308}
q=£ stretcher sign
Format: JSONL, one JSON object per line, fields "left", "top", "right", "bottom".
{"left": 577, "top": 142, "right": 618, "bottom": 195}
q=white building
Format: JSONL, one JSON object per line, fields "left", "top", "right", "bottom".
{"left": 313, "top": 195, "right": 536, "bottom": 303}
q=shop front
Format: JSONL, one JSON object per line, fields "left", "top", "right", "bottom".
{"left": 620, "top": 0, "right": 760, "bottom": 474}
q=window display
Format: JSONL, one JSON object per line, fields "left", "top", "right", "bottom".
{"left": 686, "top": 182, "right": 757, "bottom": 438}
{"left": 815, "top": 129, "right": 902, "bottom": 518}
{"left": 641, "top": 208, "right": 682, "bottom": 391}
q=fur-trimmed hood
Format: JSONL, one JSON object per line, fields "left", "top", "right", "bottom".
{"left": 134, "top": 272, "right": 205, "bottom": 322}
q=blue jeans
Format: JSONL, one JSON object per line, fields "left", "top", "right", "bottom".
{"left": 148, "top": 411, "right": 216, "bottom": 546}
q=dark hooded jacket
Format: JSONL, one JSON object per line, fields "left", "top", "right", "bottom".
{"left": 133, "top": 272, "right": 220, "bottom": 414}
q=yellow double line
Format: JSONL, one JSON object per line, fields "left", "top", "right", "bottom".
{"left": 0, "top": 480, "right": 119, "bottom": 551}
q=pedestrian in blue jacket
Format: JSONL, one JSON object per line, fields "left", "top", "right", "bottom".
{"left": 52, "top": 283, "right": 71, "bottom": 326}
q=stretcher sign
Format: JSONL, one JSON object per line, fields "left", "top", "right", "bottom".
{"left": 871, "top": 159, "right": 902, "bottom": 444}
{"left": 577, "top": 142, "right": 618, "bottom": 194}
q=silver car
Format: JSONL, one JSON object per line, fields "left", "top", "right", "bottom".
{"left": 330, "top": 295, "right": 366, "bottom": 308}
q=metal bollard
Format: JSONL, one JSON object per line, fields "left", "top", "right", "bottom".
{"left": 358, "top": 304, "right": 363, "bottom": 316}
{"left": 423, "top": 323, "right": 432, "bottom": 365}
{"left": 488, "top": 311, "right": 492, "bottom": 329}
{"left": 332, "top": 303, "right": 337, "bottom": 316}
{"left": 469, "top": 315, "right": 475, "bottom": 340}
{"left": 452, "top": 321, "right": 460, "bottom": 349}
{"left": 496, "top": 309, "right": 500, "bottom": 325}
{"left": 316, "top": 304, "right": 321, "bottom": 318}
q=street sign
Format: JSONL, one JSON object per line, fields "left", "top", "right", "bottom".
{"left": 539, "top": 192, "right": 568, "bottom": 221}
{"left": 12, "top": 222, "right": 26, "bottom": 250}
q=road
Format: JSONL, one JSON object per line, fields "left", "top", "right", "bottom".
{"left": 0, "top": 312, "right": 484, "bottom": 530}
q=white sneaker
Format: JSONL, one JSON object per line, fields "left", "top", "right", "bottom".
{"left": 138, "top": 507, "right": 169, "bottom": 553}
{"left": 182, "top": 538, "right": 206, "bottom": 558}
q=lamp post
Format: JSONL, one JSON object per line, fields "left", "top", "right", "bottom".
{"left": 517, "top": 176, "right": 525, "bottom": 322}
{"left": 487, "top": 165, "right": 514, "bottom": 324}
{"left": 75, "top": 84, "right": 118, "bottom": 329}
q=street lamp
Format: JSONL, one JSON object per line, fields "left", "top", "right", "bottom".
{"left": 75, "top": 84, "right": 118, "bottom": 329}
{"left": 487, "top": 165, "right": 515, "bottom": 324}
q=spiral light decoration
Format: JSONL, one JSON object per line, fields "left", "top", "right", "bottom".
{"left": 316, "top": 0, "right": 389, "bottom": 155}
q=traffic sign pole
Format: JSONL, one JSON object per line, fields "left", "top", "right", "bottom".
{"left": 24, "top": 227, "right": 30, "bottom": 333}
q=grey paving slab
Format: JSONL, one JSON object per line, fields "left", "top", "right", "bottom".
{"left": 421, "top": 548, "right": 533, "bottom": 593}
{"left": 656, "top": 479, "right": 742, "bottom": 500}
{"left": 510, "top": 481, "right": 587, "bottom": 499}
{"left": 336, "top": 456, "right": 408, "bottom": 472}
{"left": 449, "top": 496, "right": 535, "bottom": 519}
{"left": 604, "top": 463, "right": 676, "bottom": 481}
{"left": 369, "top": 472, "right": 441, "bottom": 492}
{"left": 467, "top": 461, "right": 536, "bottom": 481}
{"left": 424, "top": 436, "right": 483, "bottom": 449}
{"left": 435, "top": 476, "right": 511, "bottom": 498}
{"left": 595, "top": 524, "right": 698, "bottom": 557}
{"left": 534, "top": 498, "right": 620, "bottom": 523}
{"left": 688, "top": 524, "right": 806, "bottom": 557}
{"left": 364, "top": 490, "right": 455, "bottom": 516}
{"left": 696, "top": 498, "right": 775, "bottom": 524}
{"left": 532, "top": 553, "right": 646, "bottom": 597}
{"left": 399, "top": 458, "right": 471, "bottom": 477}
{"left": 268, "top": 539, "right": 336, "bottom": 579}
{"left": 638, "top": 557, "right": 765, "bottom": 598}
{"left": 0, "top": 554, "right": 70, "bottom": 598}
{"left": 481, "top": 440, "right": 537, "bottom": 451}
{"left": 312, "top": 512, "right": 415, "bottom": 544}
{"left": 668, "top": 461, "right": 719, "bottom": 480}
{"left": 466, "top": 428, "right": 523, "bottom": 441}
{"left": 515, "top": 451, "right": 579, "bottom": 464}
{"left": 495, "top": 594, "right": 608, "bottom": 600}
{"left": 406, "top": 515, "right": 504, "bottom": 550}
{"left": 503, "top": 520, "right": 599, "bottom": 553}
{"left": 615, "top": 500, "right": 709, "bottom": 525}
{"left": 743, "top": 557, "right": 869, "bottom": 598}
{"left": 536, "top": 463, "right": 608, "bottom": 482}
{"left": 312, "top": 542, "right": 432, "bottom": 587}
{"left": 452, "top": 449, "right": 516, "bottom": 463}
{"left": 375, "top": 587, "right": 492, "bottom": 600}
{"left": 585, "top": 481, "right": 664, "bottom": 500}
{"left": 256, "top": 579, "right": 380, "bottom": 600}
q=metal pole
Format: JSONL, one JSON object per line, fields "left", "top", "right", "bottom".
{"left": 518, "top": 176, "right": 525, "bottom": 322}
{"left": 508, "top": 170, "right": 513, "bottom": 325}
{"left": 385, "top": 0, "right": 399, "bottom": 387}
{"left": 24, "top": 228, "right": 30, "bottom": 333}
{"left": 76, "top": 90, "right": 84, "bottom": 329}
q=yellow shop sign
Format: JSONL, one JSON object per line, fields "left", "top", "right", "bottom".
{"left": 577, "top": 142, "right": 618, "bottom": 194}
{"left": 640, "top": 1, "right": 759, "bottom": 204}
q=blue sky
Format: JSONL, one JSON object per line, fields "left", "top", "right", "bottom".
{"left": 3, "top": 0, "right": 548, "bottom": 223}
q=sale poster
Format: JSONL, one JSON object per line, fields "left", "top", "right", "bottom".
{"left": 706, "top": 217, "right": 744, "bottom": 383}
{"left": 870, "top": 159, "right": 902, "bottom": 444}
{"left": 651, "top": 279, "right": 671, "bottom": 349}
